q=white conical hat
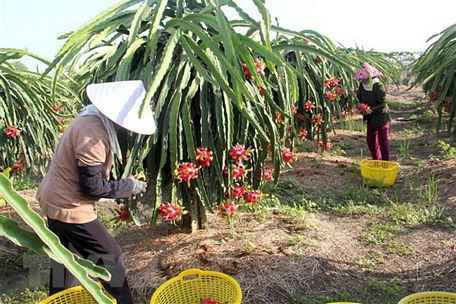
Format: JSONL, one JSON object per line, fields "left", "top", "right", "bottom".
{"left": 86, "top": 80, "right": 157, "bottom": 135}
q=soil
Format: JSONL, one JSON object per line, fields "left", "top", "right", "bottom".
{"left": 1, "top": 86, "right": 455, "bottom": 304}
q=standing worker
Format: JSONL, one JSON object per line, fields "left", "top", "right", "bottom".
{"left": 37, "top": 80, "right": 156, "bottom": 304}
{"left": 355, "top": 63, "right": 391, "bottom": 161}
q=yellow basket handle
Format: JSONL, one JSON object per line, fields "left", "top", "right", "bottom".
{"left": 177, "top": 268, "right": 203, "bottom": 281}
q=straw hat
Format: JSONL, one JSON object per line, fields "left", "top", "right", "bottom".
{"left": 86, "top": 80, "right": 156, "bottom": 135}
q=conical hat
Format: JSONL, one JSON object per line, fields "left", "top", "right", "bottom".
{"left": 86, "top": 80, "right": 156, "bottom": 135}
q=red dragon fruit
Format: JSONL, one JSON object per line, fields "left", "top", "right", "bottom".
{"left": 4, "top": 126, "right": 19, "bottom": 138}
{"left": 114, "top": 207, "right": 131, "bottom": 222}
{"left": 220, "top": 200, "right": 236, "bottom": 217}
{"left": 175, "top": 162, "right": 198, "bottom": 187}
{"left": 231, "top": 164, "right": 246, "bottom": 180}
{"left": 231, "top": 184, "right": 245, "bottom": 199}
{"left": 357, "top": 103, "right": 370, "bottom": 114}
{"left": 196, "top": 147, "right": 213, "bottom": 167}
{"left": 229, "top": 144, "right": 252, "bottom": 163}
{"left": 282, "top": 147, "right": 293, "bottom": 163}
{"left": 158, "top": 202, "right": 184, "bottom": 221}
{"left": 243, "top": 190, "right": 261, "bottom": 203}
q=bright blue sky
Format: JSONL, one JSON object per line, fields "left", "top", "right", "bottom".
{"left": 0, "top": 0, "right": 119, "bottom": 70}
{"left": 1, "top": 0, "right": 455, "bottom": 71}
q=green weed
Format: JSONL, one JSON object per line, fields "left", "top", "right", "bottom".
{"left": 97, "top": 210, "right": 130, "bottom": 234}
{"left": 285, "top": 234, "right": 305, "bottom": 246}
{"left": 11, "top": 174, "right": 40, "bottom": 191}
{"left": 398, "top": 140, "right": 411, "bottom": 158}
{"left": 359, "top": 249, "right": 385, "bottom": 269}
{"left": 0, "top": 287, "right": 47, "bottom": 304}
{"left": 388, "top": 100, "right": 419, "bottom": 111}
{"left": 391, "top": 177, "right": 453, "bottom": 227}
{"left": 280, "top": 204, "right": 318, "bottom": 230}
{"left": 416, "top": 110, "right": 435, "bottom": 123}
{"left": 325, "top": 145, "right": 346, "bottom": 156}
{"left": 361, "top": 222, "right": 403, "bottom": 245}
{"left": 367, "top": 278, "right": 406, "bottom": 298}
{"left": 344, "top": 119, "right": 366, "bottom": 132}
{"left": 270, "top": 178, "right": 305, "bottom": 199}
{"left": 401, "top": 126, "right": 424, "bottom": 137}
{"left": 387, "top": 240, "right": 414, "bottom": 256}
{"left": 329, "top": 201, "right": 382, "bottom": 217}
{"left": 438, "top": 140, "right": 456, "bottom": 159}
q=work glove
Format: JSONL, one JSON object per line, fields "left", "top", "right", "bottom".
{"left": 129, "top": 177, "right": 147, "bottom": 196}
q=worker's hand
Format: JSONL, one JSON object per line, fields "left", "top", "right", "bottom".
{"left": 129, "top": 177, "right": 147, "bottom": 196}
{"left": 365, "top": 108, "right": 373, "bottom": 114}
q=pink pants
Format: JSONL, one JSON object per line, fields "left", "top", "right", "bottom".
{"left": 366, "top": 120, "right": 390, "bottom": 161}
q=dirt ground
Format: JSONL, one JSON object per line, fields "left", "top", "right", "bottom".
{"left": 1, "top": 86, "right": 455, "bottom": 304}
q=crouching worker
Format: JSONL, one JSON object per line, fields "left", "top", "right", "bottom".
{"left": 36, "top": 81, "right": 156, "bottom": 304}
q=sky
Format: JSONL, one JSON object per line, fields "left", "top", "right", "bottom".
{"left": 1, "top": 0, "right": 455, "bottom": 70}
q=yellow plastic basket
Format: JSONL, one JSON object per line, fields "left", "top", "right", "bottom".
{"left": 359, "top": 159, "right": 400, "bottom": 187}
{"left": 150, "top": 268, "right": 242, "bottom": 304}
{"left": 38, "top": 285, "right": 116, "bottom": 304}
{"left": 398, "top": 291, "right": 456, "bottom": 304}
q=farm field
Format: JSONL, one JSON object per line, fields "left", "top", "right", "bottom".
{"left": 1, "top": 86, "right": 454, "bottom": 304}
{"left": 1, "top": 2, "right": 455, "bottom": 304}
